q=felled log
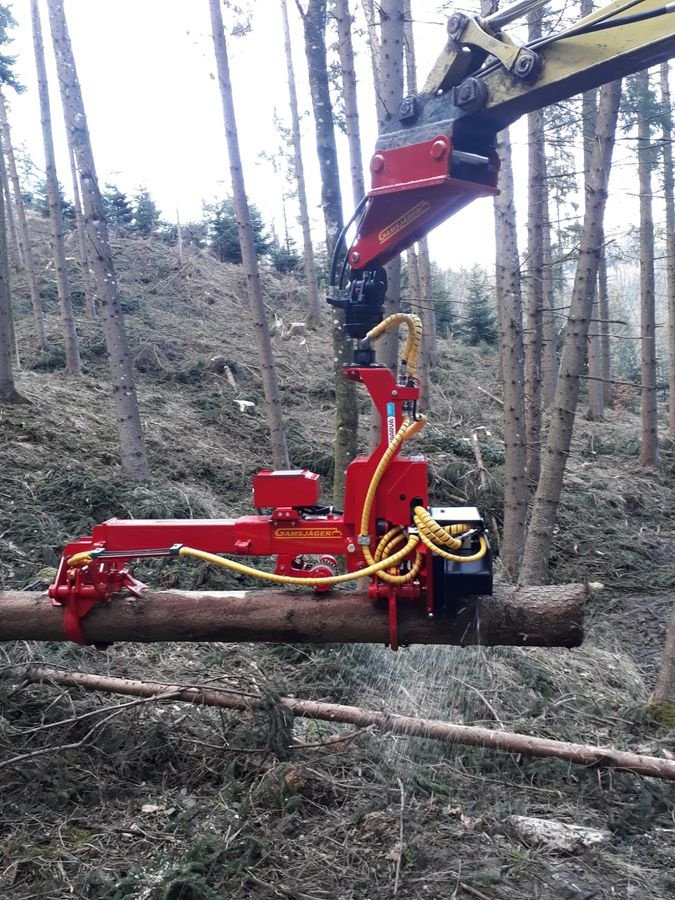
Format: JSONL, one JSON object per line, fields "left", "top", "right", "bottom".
{"left": 0, "top": 583, "right": 584, "bottom": 647}
{"left": 23, "top": 666, "right": 675, "bottom": 781}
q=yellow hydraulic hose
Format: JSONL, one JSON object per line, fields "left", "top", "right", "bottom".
{"left": 413, "top": 506, "right": 464, "bottom": 550}
{"left": 177, "top": 536, "right": 420, "bottom": 586}
{"left": 365, "top": 313, "right": 423, "bottom": 377}
{"left": 415, "top": 526, "right": 489, "bottom": 564}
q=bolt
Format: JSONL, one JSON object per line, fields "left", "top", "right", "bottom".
{"left": 454, "top": 77, "right": 487, "bottom": 114}
{"left": 347, "top": 543, "right": 356, "bottom": 553}
{"left": 430, "top": 139, "right": 447, "bottom": 160}
{"left": 350, "top": 251, "right": 360, "bottom": 265}
{"left": 399, "top": 94, "right": 418, "bottom": 123}
{"left": 392, "top": 390, "right": 398, "bottom": 397}
{"left": 446, "top": 12, "right": 465, "bottom": 39}
{"left": 371, "top": 153, "right": 385, "bottom": 173}
{"left": 514, "top": 49, "right": 540, "bottom": 81}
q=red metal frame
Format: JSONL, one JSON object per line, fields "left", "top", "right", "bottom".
{"left": 347, "top": 137, "right": 499, "bottom": 270}
{"left": 49, "top": 366, "right": 429, "bottom": 649}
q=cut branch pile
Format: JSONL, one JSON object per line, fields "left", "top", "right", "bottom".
{"left": 22, "top": 666, "right": 675, "bottom": 782}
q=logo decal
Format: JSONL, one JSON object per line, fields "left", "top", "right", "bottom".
{"left": 379, "top": 201, "right": 430, "bottom": 244}
{"left": 275, "top": 527, "right": 343, "bottom": 540}
{"left": 386, "top": 401, "right": 397, "bottom": 446}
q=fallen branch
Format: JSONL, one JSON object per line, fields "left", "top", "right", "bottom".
{"left": 0, "top": 584, "right": 585, "bottom": 647}
{"left": 21, "top": 666, "right": 675, "bottom": 781}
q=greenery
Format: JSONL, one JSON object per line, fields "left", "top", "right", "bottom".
{"left": 460, "top": 264, "right": 498, "bottom": 346}
{"left": 204, "top": 197, "right": 270, "bottom": 264}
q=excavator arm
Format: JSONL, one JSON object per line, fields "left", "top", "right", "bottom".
{"left": 330, "top": 0, "right": 675, "bottom": 330}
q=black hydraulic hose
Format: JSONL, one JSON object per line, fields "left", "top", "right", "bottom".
{"left": 329, "top": 195, "right": 369, "bottom": 290}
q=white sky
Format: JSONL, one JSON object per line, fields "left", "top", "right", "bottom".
{"left": 4, "top": 0, "right": 656, "bottom": 274}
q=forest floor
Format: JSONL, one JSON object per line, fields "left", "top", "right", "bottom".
{"left": 0, "top": 232, "right": 673, "bottom": 899}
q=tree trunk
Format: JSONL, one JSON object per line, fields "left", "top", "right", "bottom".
{"left": 637, "top": 69, "right": 659, "bottom": 467}
{"left": 47, "top": 0, "right": 149, "bottom": 480}
{"left": 31, "top": 0, "right": 81, "bottom": 376}
{"left": 0, "top": 151, "right": 22, "bottom": 404}
{"left": 1, "top": 140, "right": 21, "bottom": 271}
{"left": 661, "top": 63, "right": 675, "bottom": 441}
{"left": 524, "top": 8, "right": 545, "bottom": 482}
{"left": 0, "top": 90, "right": 48, "bottom": 350}
{"left": 598, "top": 235, "right": 612, "bottom": 407}
{"left": 210, "top": 0, "right": 290, "bottom": 470}
{"left": 335, "top": 0, "right": 365, "bottom": 207}
{"left": 22, "top": 664, "right": 675, "bottom": 780}
{"left": 519, "top": 81, "right": 621, "bottom": 585}
{"left": 653, "top": 600, "right": 675, "bottom": 724}
{"left": 297, "top": 0, "right": 357, "bottom": 505}
{"left": 494, "top": 129, "right": 528, "bottom": 578}
{"left": 541, "top": 198, "right": 557, "bottom": 408}
{"left": 374, "top": 1, "right": 404, "bottom": 376}
{"left": 281, "top": 0, "right": 322, "bottom": 323}
{"left": 67, "top": 144, "right": 96, "bottom": 318}
{"left": 0, "top": 582, "right": 584, "bottom": 646}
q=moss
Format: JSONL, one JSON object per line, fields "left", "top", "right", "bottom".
{"left": 648, "top": 698, "right": 675, "bottom": 727}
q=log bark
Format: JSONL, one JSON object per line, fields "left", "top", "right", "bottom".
{"left": 0, "top": 584, "right": 584, "bottom": 647}
{"left": 22, "top": 664, "right": 675, "bottom": 781}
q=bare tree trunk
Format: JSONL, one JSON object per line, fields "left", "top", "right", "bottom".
{"left": 32, "top": 0, "right": 81, "bottom": 376}
{"left": 176, "top": 210, "right": 183, "bottom": 265}
{"left": 210, "top": 0, "right": 289, "bottom": 470}
{"left": 0, "top": 153, "right": 22, "bottom": 404}
{"left": 374, "top": 1, "right": 404, "bottom": 375}
{"left": 637, "top": 68, "right": 659, "bottom": 467}
{"left": 541, "top": 200, "right": 557, "bottom": 408}
{"left": 335, "top": 0, "right": 365, "bottom": 206}
{"left": 361, "top": 0, "right": 383, "bottom": 123}
{"left": 653, "top": 601, "right": 675, "bottom": 724}
{"left": 22, "top": 662, "right": 675, "bottom": 780}
{"left": 47, "top": 0, "right": 148, "bottom": 480}
{"left": 519, "top": 81, "right": 621, "bottom": 585}
{"left": 494, "top": 130, "right": 528, "bottom": 578}
{"left": 67, "top": 143, "right": 96, "bottom": 318}
{"left": 0, "top": 583, "right": 584, "bottom": 646}
{"left": 0, "top": 91, "right": 48, "bottom": 350}
{"left": 297, "top": 0, "right": 357, "bottom": 505}
{"left": 661, "top": 63, "right": 675, "bottom": 440}
{"left": 524, "top": 8, "right": 545, "bottom": 482}
{"left": 1, "top": 142, "right": 20, "bottom": 271}
{"left": 281, "top": 0, "right": 322, "bottom": 323}
{"left": 598, "top": 235, "right": 612, "bottom": 407}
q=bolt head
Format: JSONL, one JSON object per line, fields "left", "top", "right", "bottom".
{"left": 430, "top": 139, "right": 447, "bottom": 160}
{"left": 350, "top": 252, "right": 360, "bottom": 265}
{"left": 371, "top": 153, "right": 385, "bottom": 173}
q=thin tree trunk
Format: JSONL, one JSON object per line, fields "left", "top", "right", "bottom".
{"left": 0, "top": 583, "right": 584, "bottom": 646}
{"left": 541, "top": 198, "right": 557, "bottom": 407}
{"left": 494, "top": 129, "right": 528, "bottom": 578}
{"left": 653, "top": 600, "right": 675, "bottom": 723}
{"left": 22, "top": 664, "right": 675, "bottom": 781}
{"left": 361, "top": 0, "right": 383, "bottom": 124}
{"left": 1, "top": 141, "right": 20, "bottom": 271}
{"left": 335, "top": 0, "right": 365, "bottom": 207}
{"left": 67, "top": 143, "right": 96, "bottom": 317}
{"left": 32, "top": 0, "right": 81, "bottom": 376}
{"left": 0, "top": 149, "right": 22, "bottom": 404}
{"left": 281, "top": 0, "right": 322, "bottom": 323}
{"left": 176, "top": 210, "right": 183, "bottom": 265}
{"left": 519, "top": 81, "right": 621, "bottom": 585}
{"left": 661, "top": 63, "right": 675, "bottom": 440}
{"left": 47, "top": 0, "right": 149, "bottom": 480}
{"left": 0, "top": 91, "right": 48, "bottom": 350}
{"left": 524, "top": 8, "right": 545, "bottom": 482}
{"left": 297, "top": 0, "right": 357, "bottom": 505}
{"left": 598, "top": 234, "right": 612, "bottom": 407}
{"left": 637, "top": 68, "right": 659, "bottom": 467}
{"left": 210, "top": 0, "right": 289, "bottom": 470}
{"left": 375, "top": 1, "right": 404, "bottom": 375}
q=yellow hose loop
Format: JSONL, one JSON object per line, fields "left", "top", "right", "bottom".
{"left": 365, "top": 313, "right": 423, "bottom": 377}
{"left": 402, "top": 414, "right": 427, "bottom": 442}
{"left": 413, "top": 506, "right": 464, "bottom": 550}
{"left": 178, "top": 535, "right": 420, "bottom": 587}
{"left": 375, "top": 551, "right": 425, "bottom": 584}
{"left": 359, "top": 420, "right": 410, "bottom": 540}
{"left": 416, "top": 527, "right": 489, "bottom": 563}
{"left": 374, "top": 527, "right": 404, "bottom": 562}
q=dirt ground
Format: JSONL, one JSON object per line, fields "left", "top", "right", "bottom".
{"left": 0, "top": 233, "right": 673, "bottom": 899}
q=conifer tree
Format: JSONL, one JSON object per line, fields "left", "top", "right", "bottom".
{"left": 460, "top": 266, "right": 498, "bottom": 347}
{"left": 132, "top": 187, "right": 160, "bottom": 235}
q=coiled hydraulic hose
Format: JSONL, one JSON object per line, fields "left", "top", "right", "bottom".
{"left": 413, "top": 505, "right": 488, "bottom": 563}
{"left": 365, "top": 313, "right": 423, "bottom": 378}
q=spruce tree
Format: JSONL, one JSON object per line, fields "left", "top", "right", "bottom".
{"left": 131, "top": 187, "right": 160, "bottom": 235}
{"left": 461, "top": 266, "right": 498, "bottom": 346}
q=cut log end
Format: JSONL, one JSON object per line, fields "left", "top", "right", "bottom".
{"left": 0, "top": 583, "right": 585, "bottom": 648}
